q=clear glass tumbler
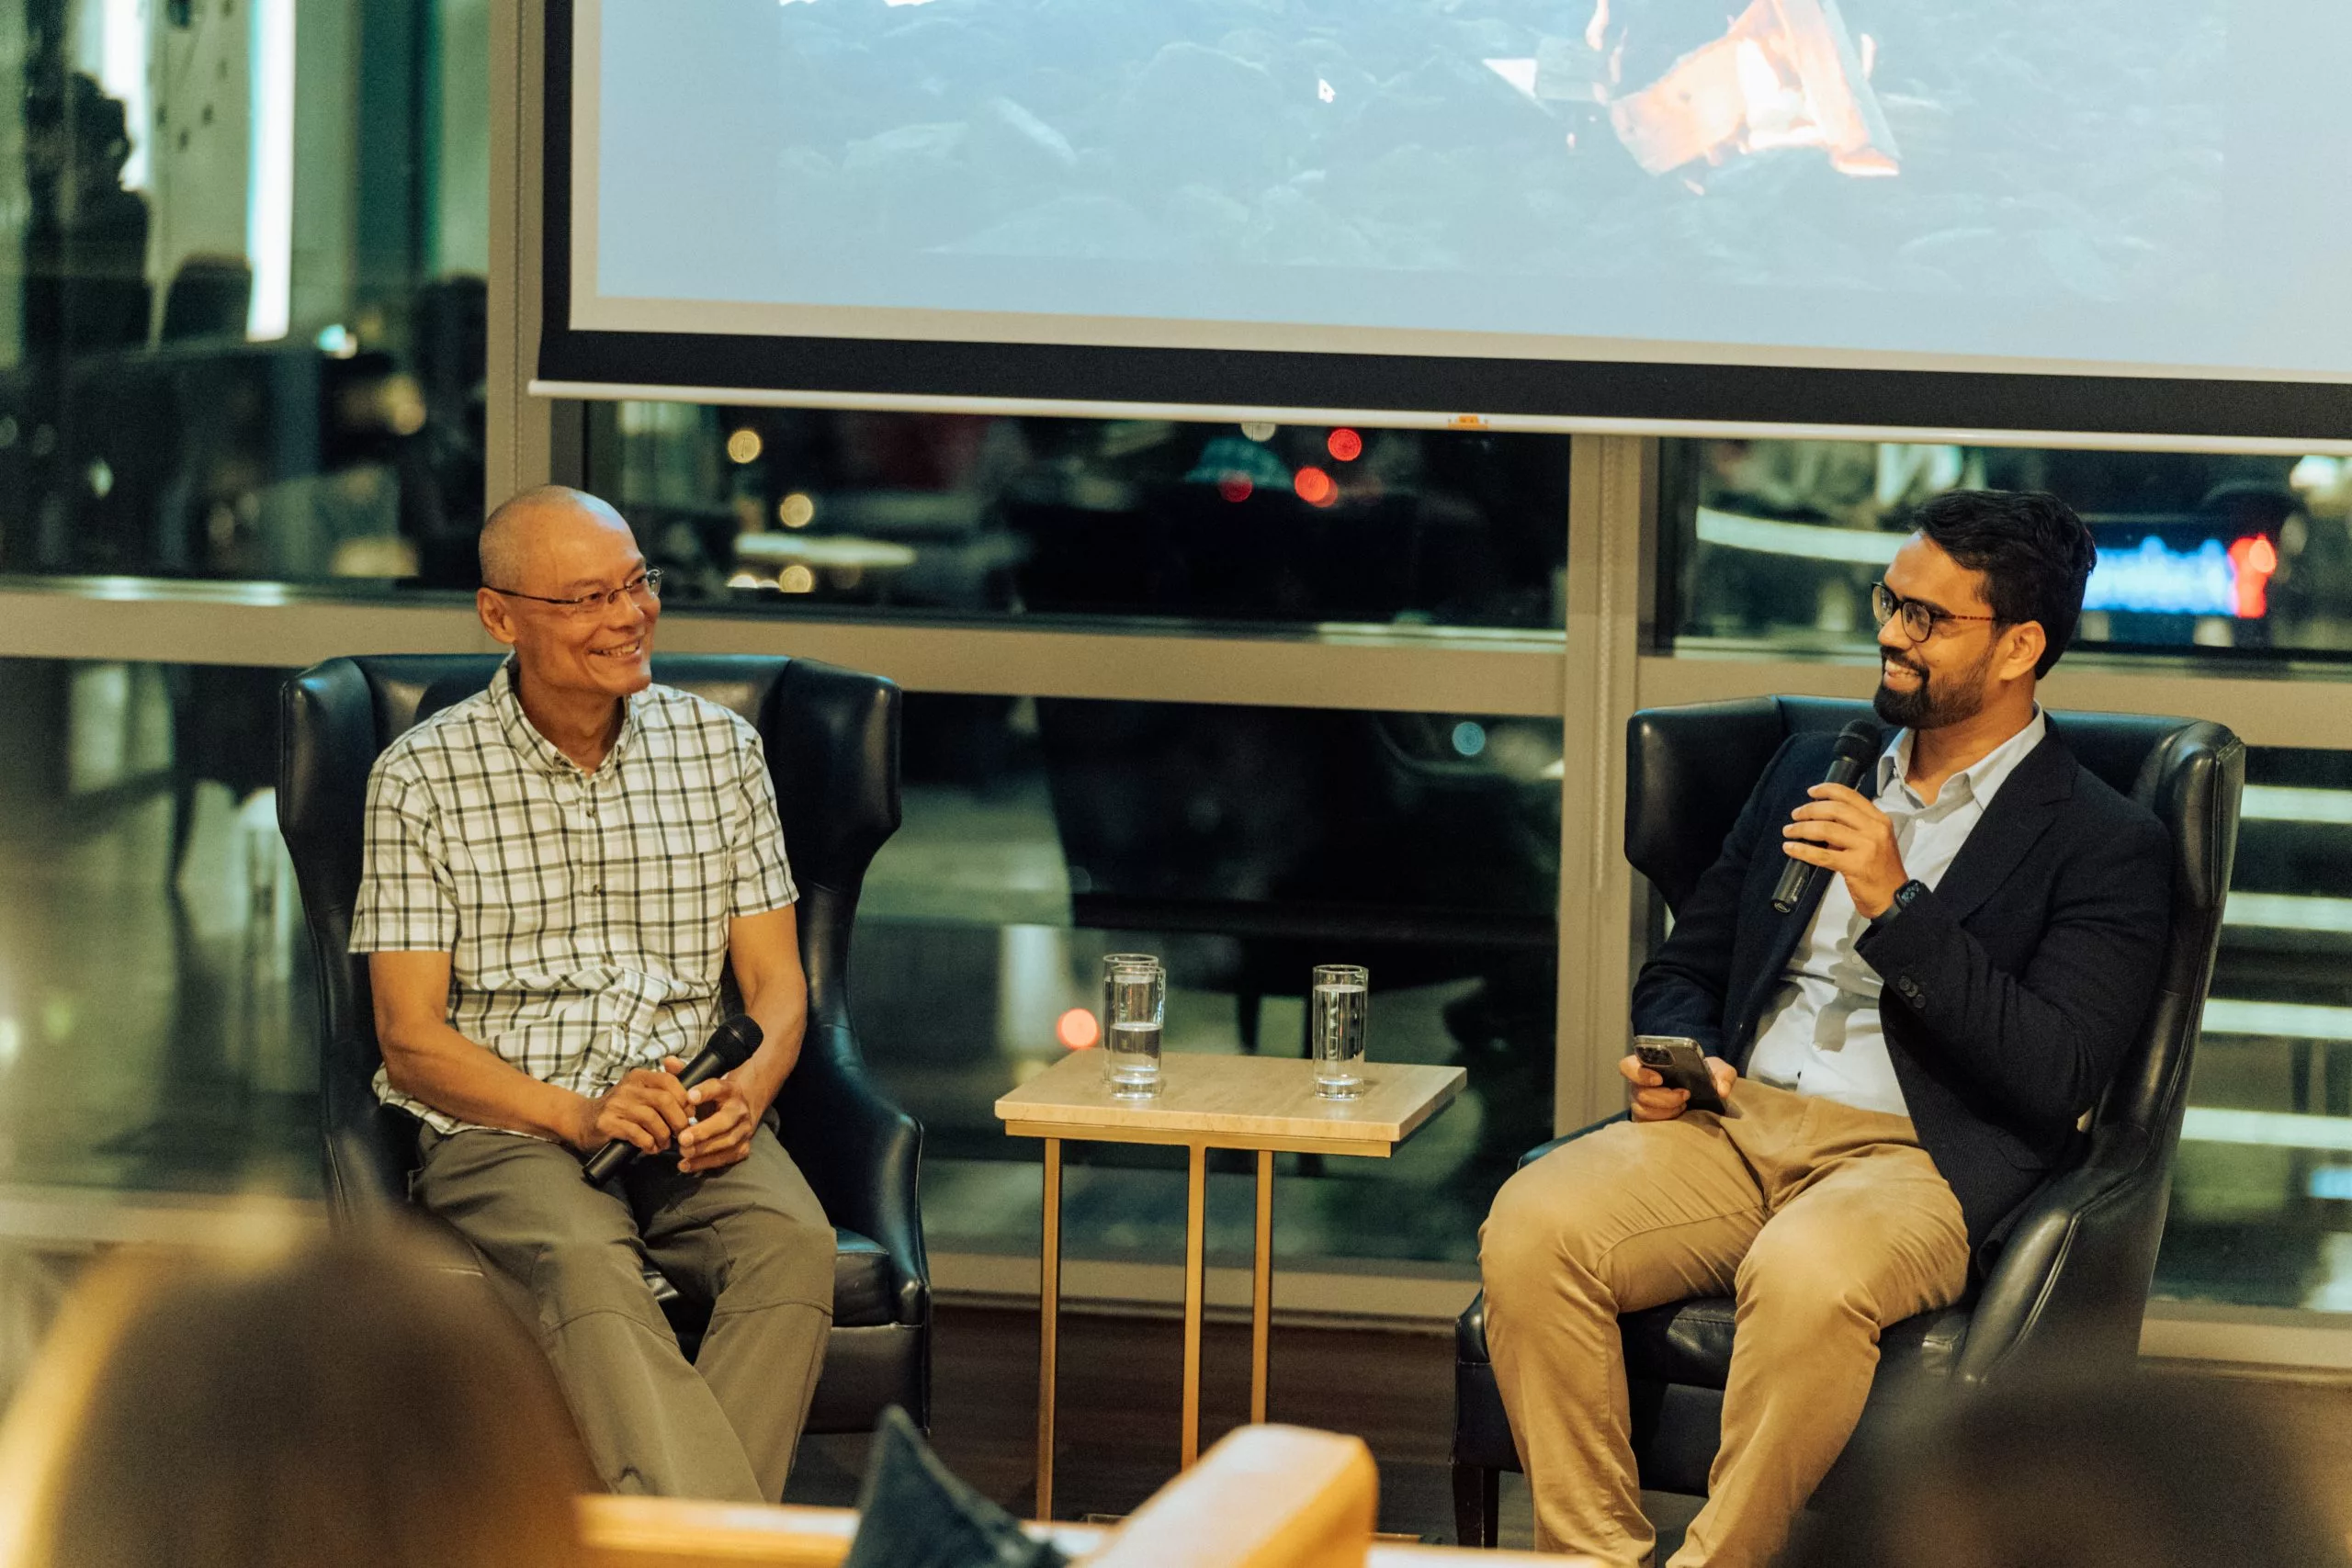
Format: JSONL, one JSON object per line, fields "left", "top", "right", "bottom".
{"left": 1101, "top": 954, "right": 1164, "bottom": 1097}
{"left": 1311, "top": 964, "right": 1369, "bottom": 1099}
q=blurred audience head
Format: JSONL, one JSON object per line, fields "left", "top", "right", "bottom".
{"left": 1786, "top": 1371, "right": 2347, "bottom": 1568}
{"left": 0, "top": 1230, "right": 594, "bottom": 1568}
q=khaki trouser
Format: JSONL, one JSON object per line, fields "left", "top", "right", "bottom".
{"left": 1479, "top": 1082, "right": 1968, "bottom": 1568}
{"left": 415, "top": 1120, "right": 835, "bottom": 1503}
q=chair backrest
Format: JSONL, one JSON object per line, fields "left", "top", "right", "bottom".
{"left": 1623, "top": 696, "right": 2244, "bottom": 1151}
{"left": 278, "top": 654, "right": 901, "bottom": 1208}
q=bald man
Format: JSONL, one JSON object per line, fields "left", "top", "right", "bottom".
{"left": 349, "top": 487, "right": 835, "bottom": 1501}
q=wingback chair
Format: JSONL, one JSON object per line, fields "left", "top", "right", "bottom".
{"left": 1452, "top": 697, "right": 2243, "bottom": 1545}
{"left": 277, "top": 653, "right": 929, "bottom": 1438}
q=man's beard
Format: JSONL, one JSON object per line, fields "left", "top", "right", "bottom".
{"left": 1874, "top": 641, "right": 1996, "bottom": 730}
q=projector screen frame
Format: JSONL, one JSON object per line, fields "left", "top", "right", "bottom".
{"left": 537, "top": 0, "right": 2352, "bottom": 454}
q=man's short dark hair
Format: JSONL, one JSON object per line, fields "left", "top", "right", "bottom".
{"left": 1910, "top": 490, "right": 2098, "bottom": 678}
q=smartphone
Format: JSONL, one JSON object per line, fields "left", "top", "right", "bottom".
{"left": 1634, "top": 1035, "right": 1725, "bottom": 1114}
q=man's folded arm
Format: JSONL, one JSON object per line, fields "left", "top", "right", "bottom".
{"left": 721, "top": 725, "right": 808, "bottom": 1112}
{"left": 726, "top": 904, "right": 808, "bottom": 1111}
{"left": 369, "top": 949, "right": 594, "bottom": 1147}
{"left": 1856, "top": 810, "right": 2172, "bottom": 1128}
{"left": 1628, "top": 743, "right": 1793, "bottom": 1055}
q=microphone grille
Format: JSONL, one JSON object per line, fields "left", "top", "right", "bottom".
{"left": 1833, "top": 719, "right": 1883, "bottom": 762}
{"left": 715, "top": 1014, "right": 765, "bottom": 1066}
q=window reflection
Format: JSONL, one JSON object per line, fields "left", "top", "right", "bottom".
{"left": 587, "top": 404, "right": 1571, "bottom": 632}
{"left": 0, "top": 656, "right": 1560, "bottom": 1271}
{"left": 854, "top": 693, "right": 1564, "bottom": 1265}
{"left": 0, "top": 657, "right": 313, "bottom": 1198}
{"left": 0, "top": 4, "right": 486, "bottom": 584}
{"left": 2159, "top": 747, "right": 2352, "bottom": 1311}
{"left": 1670, "top": 439, "right": 2352, "bottom": 656}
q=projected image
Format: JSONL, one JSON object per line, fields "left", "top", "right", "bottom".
{"left": 593, "top": 0, "right": 2239, "bottom": 361}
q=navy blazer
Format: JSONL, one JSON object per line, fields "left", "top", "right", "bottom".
{"left": 1630, "top": 726, "right": 2173, "bottom": 1254}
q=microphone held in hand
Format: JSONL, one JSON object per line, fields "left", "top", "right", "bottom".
{"left": 1770, "top": 719, "right": 1884, "bottom": 916}
{"left": 580, "top": 1015, "right": 764, "bottom": 1186}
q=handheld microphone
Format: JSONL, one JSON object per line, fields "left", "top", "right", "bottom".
{"left": 1770, "top": 719, "right": 1884, "bottom": 916}
{"left": 581, "top": 1015, "right": 764, "bottom": 1186}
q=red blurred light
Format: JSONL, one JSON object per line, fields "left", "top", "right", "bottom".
{"left": 1295, "top": 467, "right": 1337, "bottom": 506}
{"left": 1327, "top": 428, "right": 1363, "bottom": 462}
{"left": 2229, "top": 535, "right": 2279, "bottom": 618}
{"left": 1057, "top": 1009, "right": 1101, "bottom": 1050}
{"left": 1217, "top": 472, "right": 1254, "bottom": 503}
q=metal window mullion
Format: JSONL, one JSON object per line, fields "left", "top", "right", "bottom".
{"left": 1636, "top": 655, "right": 2352, "bottom": 752}
{"left": 0, "top": 591, "right": 1565, "bottom": 716}
{"left": 1555, "top": 434, "right": 1657, "bottom": 1134}
{"left": 488, "top": 0, "right": 553, "bottom": 513}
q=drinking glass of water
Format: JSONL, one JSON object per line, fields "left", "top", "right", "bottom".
{"left": 1102, "top": 954, "right": 1164, "bottom": 1098}
{"left": 1311, "top": 964, "right": 1368, "bottom": 1100}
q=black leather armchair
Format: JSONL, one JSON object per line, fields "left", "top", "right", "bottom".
{"left": 1453, "top": 697, "right": 2243, "bottom": 1545}
{"left": 278, "top": 654, "right": 929, "bottom": 1437}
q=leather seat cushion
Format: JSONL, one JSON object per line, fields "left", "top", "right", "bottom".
{"left": 1619, "top": 1294, "right": 1974, "bottom": 1389}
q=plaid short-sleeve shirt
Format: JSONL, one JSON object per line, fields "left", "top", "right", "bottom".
{"left": 349, "top": 660, "right": 797, "bottom": 1135}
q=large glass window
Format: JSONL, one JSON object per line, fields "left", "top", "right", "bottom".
{"left": 1666, "top": 438, "right": 2352, "bottom": 658}
{"left": 2155, "top": 746, "right": 2352, "bottom": 1313}
{"left": 0, "top": 657, "right": 313, "bottom": 1198}
{"left": 585, "top": 404, "right": 1571, "bottom": 633}
{"left": 0, "top": 653, "right": 1561, "bottom": 1274}
{"left": 854, "top": 693, "right": 1562, "bottom": 1268}
{"left": 0, "top": 0, "right": 487, "bottom": 585}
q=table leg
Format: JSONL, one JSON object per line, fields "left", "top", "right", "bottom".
{"left": 1036, "top": 1136, "right": 1061, "bottom": 1519}
{"left": 1181, "top": 1140, "right": 1208, "bottom": 1466}
{"left": 1250, "top": 1148, "right": 1273, "bottom": 1424}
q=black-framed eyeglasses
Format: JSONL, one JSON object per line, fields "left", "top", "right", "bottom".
{"left": 486, "top": 567, "right": 662, "bottom": 615}
{"left": 1871, "top": 581, "right": 2001, "bottom": 644}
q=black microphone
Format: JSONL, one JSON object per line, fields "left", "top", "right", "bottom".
{"left": 581, "top": 1015, "right": 764, "bottom": 1185}
{"left": 1770, "top": 719, "right": 1884, "bottom": 916}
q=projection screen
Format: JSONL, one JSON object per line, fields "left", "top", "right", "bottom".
{"left": 537, "top": 0, "right": 2352, "bottom": 447}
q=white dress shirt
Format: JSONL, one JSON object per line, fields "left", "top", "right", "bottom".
{"left": 1745, "top": 708, "right": 2049, "bottom": 1117}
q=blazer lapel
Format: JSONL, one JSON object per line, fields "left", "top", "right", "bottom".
{"left": 1925, "top": 732, "right": 2076, "bottom": 926}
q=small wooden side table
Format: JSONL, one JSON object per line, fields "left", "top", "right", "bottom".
{"left": 995, "top": 1051, "right": 1467, "bottom": 1519}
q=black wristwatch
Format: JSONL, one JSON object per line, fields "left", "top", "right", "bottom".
{"left": 1876, "top": 879, "right": 1929, "bottom": 925}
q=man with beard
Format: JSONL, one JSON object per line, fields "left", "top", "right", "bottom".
{"left": 1479, "top": 491, "right": 2170, "bottom": 1568}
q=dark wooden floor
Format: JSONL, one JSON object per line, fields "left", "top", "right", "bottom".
{"left": 790, "top": 1303, "right": 1480, "bottom": 1542}
{"left": 788, "top": 1303, "right": 2352, "bottom": 1551}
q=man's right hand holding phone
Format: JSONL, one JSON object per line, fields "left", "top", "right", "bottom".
{"left": 1620, "top": 1052, "right": 1739, "bottom": 1122}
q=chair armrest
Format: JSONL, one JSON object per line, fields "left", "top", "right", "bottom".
{"left": 1951, "top": 1134, "right": 2164, "bottom": 1384}
{"left": 322, "top": 1103, "right": 423, "bottom": 1219}
{"left": 326, "top": 1128, "right": 404, "bottom": 1213}
{"left": 579, "top": 1496, "right": 857, "bottom": 1567}
{"left": 581, "top": 1436, "right": 1596, "bottom": 1566}
{"left": 776, "top": 1022, "right": 927, "bottom": 1326}
{"left": 1085, "top": 1426, "right": 1376, "bottom": 1568}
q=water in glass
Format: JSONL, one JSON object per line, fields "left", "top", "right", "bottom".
{"left": 1102, "top": 955, "right": 1164, "bottom": 1097}
{"left": 1311, "top": 964, "right": 1368, "bottom": 1099}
